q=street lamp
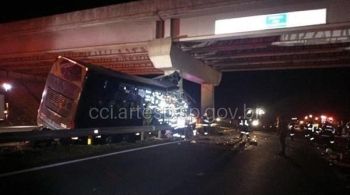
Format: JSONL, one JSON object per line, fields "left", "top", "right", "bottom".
{"left": 1, "top": 82, "right": 12, "bottom": 121}
{"left": 2, "top": 83, "right": 12, "bottom": 92}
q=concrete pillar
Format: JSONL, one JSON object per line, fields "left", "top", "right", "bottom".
{"left": 148, "top": 37, "right": 221, "bottom": 115}
{"left": 148, "top": 38, "right": 221, "bottom": 85}
{"left": 141, "top": 132, "right": 145, "bottom": 141}
{"left": 201, "top": 84, "right": 214, "bottom": 114}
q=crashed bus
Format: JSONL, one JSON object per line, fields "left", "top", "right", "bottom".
{"left": 37, "top": 56, "right": 193, "bottom": 142}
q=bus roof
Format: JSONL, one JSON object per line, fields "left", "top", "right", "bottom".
{"left": 57, "top": 56, "right": 178, "bottom": 90}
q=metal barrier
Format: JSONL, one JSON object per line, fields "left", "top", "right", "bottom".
{"left": 0, "top": 126, "right": 38, "bottom": 133}
{"left": 0, "top": 125, "right": 173, "bottom": 143}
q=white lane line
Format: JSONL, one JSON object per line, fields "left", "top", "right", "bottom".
{"left": 0, "top": 140, "right": 184, "bottom": 178}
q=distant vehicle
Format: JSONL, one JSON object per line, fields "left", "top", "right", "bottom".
{"left": 37, "top": 56, "right": 192, "bottom": 137}
{"left": 319, "top": 123, "right": 336, "bottom": 148}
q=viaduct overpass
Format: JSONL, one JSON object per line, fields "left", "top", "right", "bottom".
{"left": 1, "top": 0, "right": 350, "bottom": 123}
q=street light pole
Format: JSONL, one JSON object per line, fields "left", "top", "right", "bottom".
{"left": 1, "top": 82, "right": 12, "bottom": 123}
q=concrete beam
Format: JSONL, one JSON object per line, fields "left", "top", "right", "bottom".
{"left": 0, "top": 70, "right": 46, "bottom": 83}
{"left": 148, "top": 38, "right": 221, "bottom": 85}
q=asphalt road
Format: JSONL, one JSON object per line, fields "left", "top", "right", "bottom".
{"left": 0, "top": 131, "right": 349, "bottom": 195}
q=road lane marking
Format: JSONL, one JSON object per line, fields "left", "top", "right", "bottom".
{"left": 0, "top": 140, "right": 185, "bottom": 178}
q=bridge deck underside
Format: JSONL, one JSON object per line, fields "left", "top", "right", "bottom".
{"left": 1, "top": 34, "right": 350, "bottom": 78}
{"left": 179, "top": 35, "right": 350, "bottom": 71}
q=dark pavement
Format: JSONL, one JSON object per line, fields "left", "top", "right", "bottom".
{"left": 0, "top": 131, "right": 349, "bottom": 195}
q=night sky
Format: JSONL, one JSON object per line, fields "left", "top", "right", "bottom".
{"left": 1, "top": 1, "right": 350, "bottom": 121}
{"left": 0, "top": 0, "right": 136, "bottom": 23}
{"left": 215, "top": 68, "right": 350, "bottom": 121}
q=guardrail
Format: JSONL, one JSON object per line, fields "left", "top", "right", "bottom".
{"left": 0, "top": 126, "right": 38, "bottom": 133}
{"left": 0, "top": 125, "right": 174, "bottom": 143}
